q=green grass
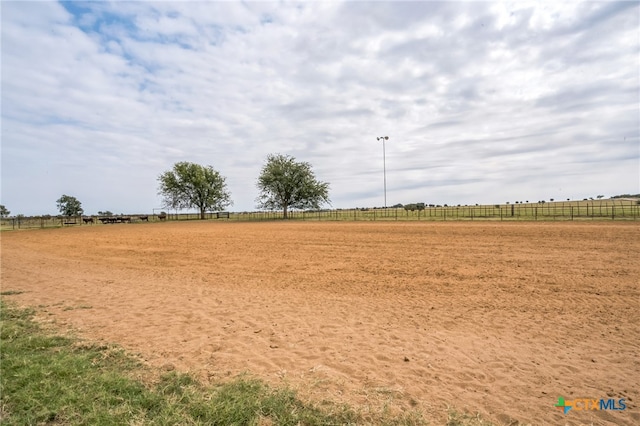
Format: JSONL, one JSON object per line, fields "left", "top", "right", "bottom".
{"left": 0, "top": 291, "right": 25, "bottom": 296}
{"left": 1, "top": 301, "right": 434, "bottom": 425}
{"left": 446, "top": 410, "right": 497, "bottom": 426}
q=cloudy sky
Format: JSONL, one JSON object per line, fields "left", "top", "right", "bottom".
{"left": 2, "top": 1, "right": 639, "bottom": 216}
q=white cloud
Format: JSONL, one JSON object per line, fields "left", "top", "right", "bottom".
{"left": 1, "top": 1, "right": 638, "bottom": 215}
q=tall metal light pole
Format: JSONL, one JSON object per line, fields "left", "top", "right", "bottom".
{"left": 377, "top": 136, "right": 389, "bottom": 208}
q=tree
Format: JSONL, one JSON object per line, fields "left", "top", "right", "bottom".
{"left": 256, "top": 154, "right": 330, "bottom": 219}
{"left": 158, "top": 162, "right": 232, "bottom": 220}
{"left": 0, "top": 205, "right": 10, "bottom": 218}
{"left": 56, "top": 195, "right": 83, "bottom": 217}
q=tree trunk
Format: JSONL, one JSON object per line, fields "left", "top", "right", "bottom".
{"left": 200, "top": 208, "right": 206, "bottom": 220}
{"left": 283, "top": 205, "right": 288, "bottom": 219}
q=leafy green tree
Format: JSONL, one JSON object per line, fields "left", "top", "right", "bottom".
{"left": 56, "top": 195, "right": 84, "bottom": 217}
{"left": 256, "top": 154, "right": 330, "bottom": 219}
{"left": 158, "top": 162, "right": 232, "bottom": 220}
{"left": 0, "top": 205, "right": 10, "bottom": 218}
{"left": 404, "top": 204, "right": 417, "bottom": 211}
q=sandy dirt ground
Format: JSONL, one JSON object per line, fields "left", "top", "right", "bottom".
{"left": 1, "top": 221, "right": 639, "bottom": 425}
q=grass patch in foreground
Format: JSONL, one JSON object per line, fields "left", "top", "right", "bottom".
{"left": 1, "top": 301, "right": 430, "bottom": 425}
{"left": 446, "top": 410, "right": 497, "bottom": 426}
{"left": 0, "top": 291, "right": 25, "bottom": 296}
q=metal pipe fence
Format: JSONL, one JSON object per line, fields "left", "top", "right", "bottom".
{"left": 227, "top": 201, "right": 639, "bottom": 222}
{"left": 2, "top": 200, "right": 638, "bottom": 230}
{"left": 0, "top": 214, "right": 165, "bottom": 230}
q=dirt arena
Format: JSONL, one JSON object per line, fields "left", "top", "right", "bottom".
{"left": 1, "top": 221, "right": 638, "bottom": 425}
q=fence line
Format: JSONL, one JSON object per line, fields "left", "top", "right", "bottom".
{"left": 229, "top": 202, "right": 640, "bottom": 222}
{"left": 2, "top": 201, "right": 638, "bottom": 230}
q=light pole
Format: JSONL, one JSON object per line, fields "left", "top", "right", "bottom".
{"left": 377, "top": 136, "right": 389, "bottom": 208}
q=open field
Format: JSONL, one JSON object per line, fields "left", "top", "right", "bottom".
{"left": 1, "top": 221, "right": 639, "bottom": 424}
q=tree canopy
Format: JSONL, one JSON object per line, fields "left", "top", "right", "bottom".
{"left": 0, "top": 205, "right": 10, "bottom": 218}
{"left": 56, "top": 195, "right": 84, "bottom": 217}
{"left": 158, "top": 162, "right": 232, "bottom": 219}
{"left": 403, "top": 203, "right": 425, "bottom": 212}
{"left": 256, "top": 154, "right": 330, "bottom": 219}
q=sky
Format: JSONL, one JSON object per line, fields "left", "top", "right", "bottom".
{"left": 1, "top": 1, "right": 639, "bottom": 216}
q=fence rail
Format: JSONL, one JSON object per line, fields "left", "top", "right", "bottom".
{"left": 1, "top": 215, "right": 160, "bottom": 230}
{"left": 231, "top": 201, "right": 640, "bottom": 222}
{"left": 2, "top": 200, "right": 638, "bottom": 231}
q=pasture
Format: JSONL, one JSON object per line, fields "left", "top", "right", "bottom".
{"left": 1, "top": 221, "right": 639, "bottom": 425}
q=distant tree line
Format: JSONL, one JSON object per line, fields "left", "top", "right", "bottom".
{"left": 403, "top": 203, "right": 425, "bottom": 211}
{"left": 611, "top": 194, "right": 640, "bottom": 199}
